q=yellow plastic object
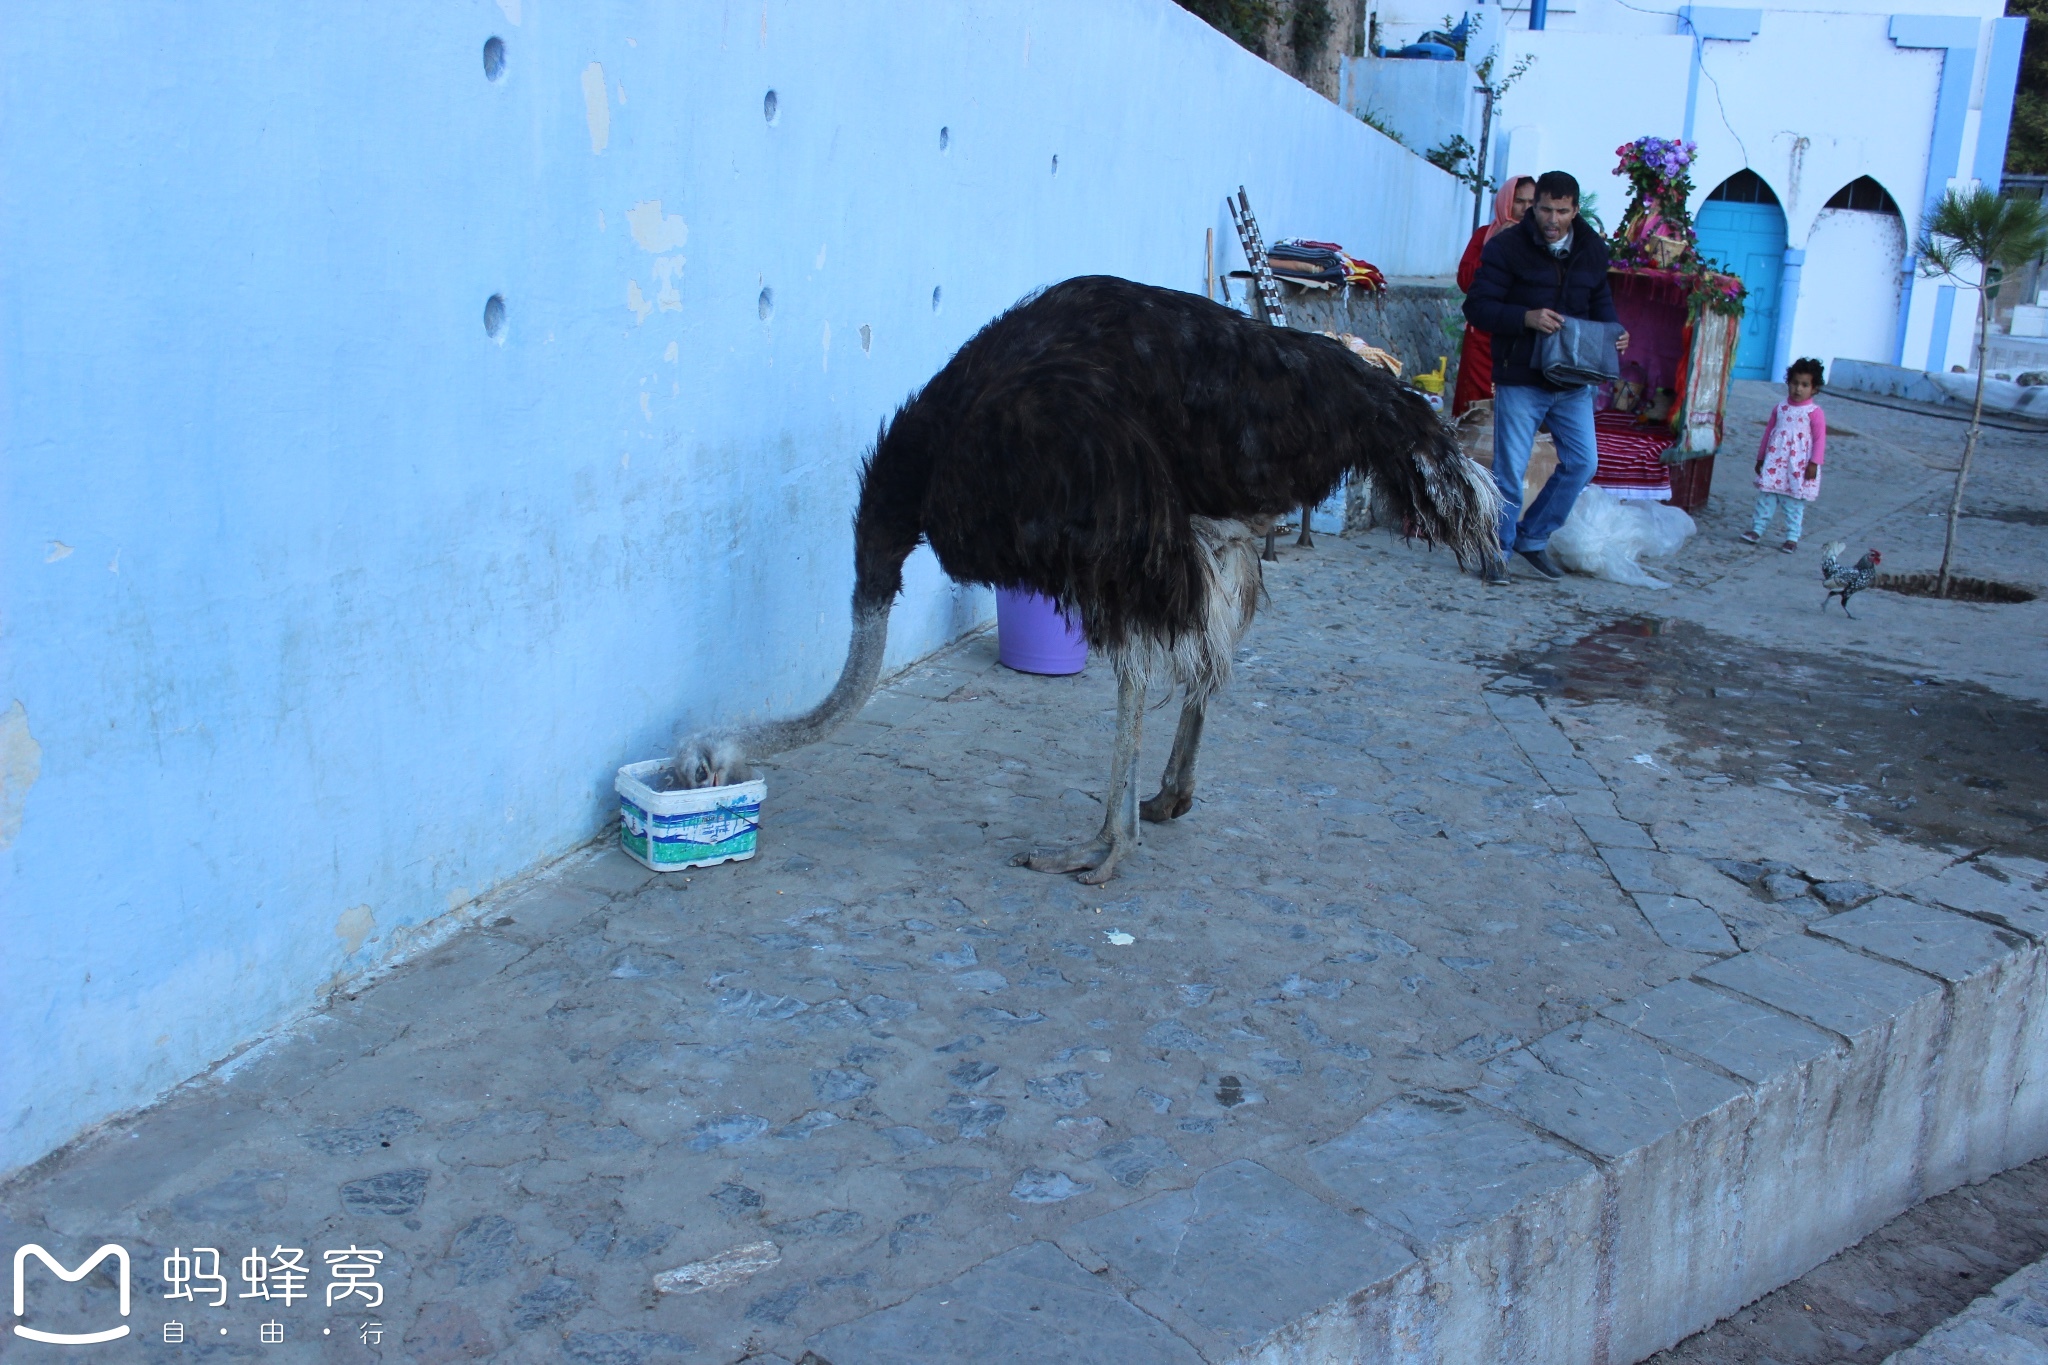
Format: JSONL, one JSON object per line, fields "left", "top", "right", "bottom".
{"left": 1411, "top": 355, "right": 1448, "bottom": 395}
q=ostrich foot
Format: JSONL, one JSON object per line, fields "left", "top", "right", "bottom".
{"left": 1140, "top": 790, "right": 1194, "bottom": 822}
{"left": 1012, "top": 658, "right": 1146, "bottom": 883}
{"left": 1012, "top": 835, "right": 1131, "bottom": 883}
{"left": 1075, "top": 842, "right": 1131, "bottom": 885}
{"left": 1013, "top": 839, "right": 1110, "bottom": 875}
{"left": 1142, "top": 691, "right": 1208, "bottom": 825}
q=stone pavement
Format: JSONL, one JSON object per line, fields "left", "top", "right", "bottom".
{"left": 3, "top": 382, "right": 2045, "bottom": 1363}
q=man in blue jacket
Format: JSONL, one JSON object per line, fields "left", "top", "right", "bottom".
{"left": 1462, "top": 170, "right": 1629, "bottom": 584}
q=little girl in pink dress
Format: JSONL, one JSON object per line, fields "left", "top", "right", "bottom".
{"left": 1743, "top": 357, "right": 1827, "bottom": 552}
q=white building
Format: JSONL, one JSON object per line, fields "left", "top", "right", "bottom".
{"left": 1344, "top": 0, "right": 2029, "bottom": 379}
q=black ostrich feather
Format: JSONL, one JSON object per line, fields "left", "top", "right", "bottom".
{"left": 854, "top": 274, "right": 1493, "bottom": 649}
{"left": 685, "top": 274, "right": 1496, "bottom": 772}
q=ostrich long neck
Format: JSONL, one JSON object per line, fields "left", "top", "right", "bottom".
{"left": 738, "top": 601, "right": 890, "bottom": 757}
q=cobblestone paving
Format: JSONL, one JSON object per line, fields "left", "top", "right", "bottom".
{"left": 5, "top": 382, "right": 2044, "bottom": 1362}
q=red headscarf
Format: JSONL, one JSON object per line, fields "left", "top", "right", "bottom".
{"left": 1484, "top": 176, "right": 1534, "bottom": 243}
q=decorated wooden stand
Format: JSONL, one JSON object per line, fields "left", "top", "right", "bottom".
{"left": 1594, "top": 137, "right": 1747, "bottom": 515}
{"left": 1602, "top": 268, "right": 1741, "bottom": 512}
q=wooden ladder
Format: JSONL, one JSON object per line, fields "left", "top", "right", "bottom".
{"left": 1226, "top": 187, "right": 1318, "bottom": 558}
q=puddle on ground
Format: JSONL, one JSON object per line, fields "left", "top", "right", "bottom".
{"left": 1495, "top": 617, "right": 2048, "bottom": 860}
{"left": 1967, "top": 503, "right": 2048, "bottom": 527}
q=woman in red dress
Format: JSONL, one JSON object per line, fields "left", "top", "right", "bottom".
{"left": 1451, "top": 175, "right": 1536, "bottom": 416}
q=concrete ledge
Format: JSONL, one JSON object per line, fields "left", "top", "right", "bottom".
{"left": 1833, "top": 357, "right": 2048, "bottom": 420}
{"left": 809, "top": 871, "right": 2048, "bottom": 1364}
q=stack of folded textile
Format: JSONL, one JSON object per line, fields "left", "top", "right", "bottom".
{"left": 1268, "top": 239, "right": 1387, "bottom": 292}
{"left": 1266, "top": 240, "right": 1345, "bottom": 283}
{"left": 1591, "top": 408, "right": 1675, "bottom": 501}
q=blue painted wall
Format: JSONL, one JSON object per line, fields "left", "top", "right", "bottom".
{"left": 0, "top": 0, "right": 1465, "bottom": 1174}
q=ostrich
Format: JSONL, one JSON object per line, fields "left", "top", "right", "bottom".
{"left": 677, "top": 275, "right": 1499, "bottom": 883}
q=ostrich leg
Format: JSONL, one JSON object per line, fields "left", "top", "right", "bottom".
{"left": 1296, "top": 504, "right": 1315, "bottom": 549}
{"left": 1015, "top": 657, "right": 1146, "bottom": 884}
{"left": 1140, "top": 689, "right": 1207, "bottom": 822}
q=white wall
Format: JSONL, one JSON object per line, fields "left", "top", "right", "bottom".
{"left": 1792, "top": 207, "right": 1908, "bottom": 367}
{"left": 1683, "top": 12, "right": 1938, "bottom": 247}
{"left": 1484, "top": 31, "right": 1694, "bottom": 226}
{"left": 1422, "top": 0, "right": 2002, "bottom": 373}
{"left": 1339, "top": 55, "right": 1479, "bottom": 160}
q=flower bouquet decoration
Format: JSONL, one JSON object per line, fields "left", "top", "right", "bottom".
{"left": 1607, "top": 135, "right": 1745, "bottom": 318}
{"left": 1610, "top": 136, "right": 1699, "bottom": 271}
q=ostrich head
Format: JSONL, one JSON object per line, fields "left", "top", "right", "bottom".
{"left": 662, "top": 734, "right": 750, "bottom": 791}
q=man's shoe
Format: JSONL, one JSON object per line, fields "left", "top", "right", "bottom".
{"left": 1481, "top": 558, "right": 1511, "bottom": 586}
{"left": 1518, "top": 548, "right": 1564, "bottom": 581}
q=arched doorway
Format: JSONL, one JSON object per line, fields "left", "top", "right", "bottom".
{"left": 1791, "top": 177, "right": 1907, "bottom": 369}
{"left": 1696, "top": 170, "right": 1788, "bottom": 380}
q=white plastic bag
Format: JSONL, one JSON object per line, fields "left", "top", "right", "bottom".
{"left": 1547, "top": 484, "right": 1695, "bottom": 589}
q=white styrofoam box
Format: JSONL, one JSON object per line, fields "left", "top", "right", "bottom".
{"left": 616, "top": 760, "right": 765, "bottom": 872}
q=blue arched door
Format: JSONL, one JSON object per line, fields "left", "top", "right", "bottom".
{"left": 1696, "top": 170, "right": 1788, "bottom": 380}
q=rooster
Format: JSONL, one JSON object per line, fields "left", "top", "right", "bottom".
{"left": 1821, "top": 541, "right": 1881, "bottom": 618}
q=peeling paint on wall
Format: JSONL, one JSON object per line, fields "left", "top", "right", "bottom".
{"left": 1, "top": 701, "right": 42, "bottom": 851}
{"left": 334, "top": 904, "right": 375, "bottom": 956}
{"left": 581, "top": 63, "right": 610, "bottom": 154}
{"left": 627, "top": 200, "right": 689, "bottom": 254}
{"left": 626, "top": 279, "right": 652, "bottom": 324}
{"left": 494, "top": 0, "right": 521, "bottom": 24}
{"left": 45, "top": 541, "right": 71, "bottom": 562}
{"left": 652, "top": 256, "right": 684, "bottom": 311}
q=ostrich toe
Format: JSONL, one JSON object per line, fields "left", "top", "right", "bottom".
{"left": 1075, "top": 842, "right": 1131, "bottom": 885}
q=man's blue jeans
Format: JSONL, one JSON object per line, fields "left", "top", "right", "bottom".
{"left": 1490, "top": 382, "right": 1598, "bottom": 554}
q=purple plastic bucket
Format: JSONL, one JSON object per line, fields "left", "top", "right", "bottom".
{"left": 995, "top": 588, "right": 1088, "bottom": 675}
